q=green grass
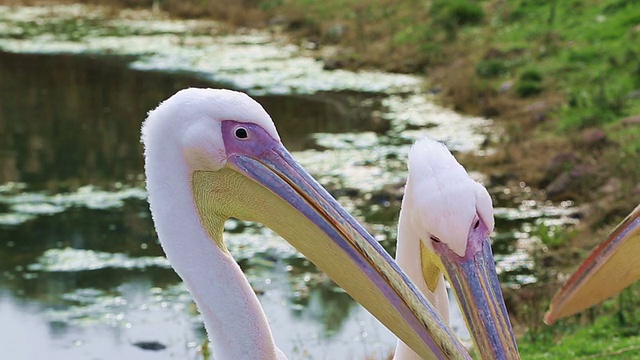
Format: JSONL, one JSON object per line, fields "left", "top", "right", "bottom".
{"left": 520, "top": 322, "right": 640, "bottom": 359}
{"left": 517, "top": 283, "right": 640, "bottom": 359}
{"left": 605, "top": 122, "right": 640, "bottom": 189}
{"left": 490, "top": 273, "right": 640, "bottom": 359}
{"left": 533, "top": 223, "right": 569, "bottom": 249}
{"left": 519, "top": 314, "right": 640, "bottom": 359}
{"left": 486, "top": 0, "right": 640, "bottom": 129}
{"left": 264, "top": 0, "right": 639, "bottom": 129}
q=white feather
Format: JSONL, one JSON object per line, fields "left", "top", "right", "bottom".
{"left": 406, "top": 138, "right": 493, "bottom": 257}
{"left": 143, "top": 88, "right": 285, "bottom": 359}
{"left": 394, "top": 137, "right": 493, "bottom": 360}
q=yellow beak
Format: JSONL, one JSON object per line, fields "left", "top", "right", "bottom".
{"left": 194, "top": 120, "right": 471, "bottom": 359}
{"left": 545, "top": 203, "right": 640, "bottom": 324}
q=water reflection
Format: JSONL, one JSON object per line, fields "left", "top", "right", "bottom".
{"left": 0, "top": 51, "right": 385, "bottom": 187}
{"left": 0, "top": 50, "right": 400, "bottom": 359}
{"left": 1, "top": 194, "right": 395, "bottom": 359}
{"left": 0, "top": 51, "right": 191, "bottom": 186}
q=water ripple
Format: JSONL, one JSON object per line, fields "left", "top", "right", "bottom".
{"left": 28, "top": 248, "right": 170, "bottom": 272}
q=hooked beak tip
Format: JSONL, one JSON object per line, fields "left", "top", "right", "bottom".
{"left": 543, "top": 311, "right": 555, "bottom": 326}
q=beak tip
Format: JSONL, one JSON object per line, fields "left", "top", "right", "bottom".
{"left": 543, "top": 311, "right": 555, "bottom": 326}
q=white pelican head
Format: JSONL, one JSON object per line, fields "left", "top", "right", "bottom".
{"left": 403, "top": 138, "right": 519, "bottom": 359}
{"left": 142, "top": 89, "right": 470, "bottom": 359}
{"left": 406, "top": 139, "right": 494, "bottom": 257}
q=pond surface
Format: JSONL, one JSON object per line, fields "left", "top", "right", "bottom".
{"left": 0, "top": 4, "right": 580, "bottom": 360}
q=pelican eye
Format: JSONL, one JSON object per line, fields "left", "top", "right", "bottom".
{"left": 429, "top": 235, "right": 441, "bottom": 243}
{"left": 235, "top": 127, "right": 248, "bottom": 139}
{"left": 473, "top": 219, "right": 480, "bottom": 229}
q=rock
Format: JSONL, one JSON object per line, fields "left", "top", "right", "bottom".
{"left": 303, "top": 40, "right": 320, "bottom": 50}
{"left": 323, "top": 57, "right": 345, "bottom": 70}
{"left": 286, "top": 18, "right": 309, "bottom": 31}
{"left": 524, "top": 101, "right": 548, "bottom": 113}
{"left": 267, "top": 15, "right": 288, "bottom": 27}
{"left": 531, "top": 112, "right": 547, "bottom": 123}
{"left": 325, "top": 24, "right": 347, "bottom": 43}
{"left": 542, "top": 152, "right": 578, "bottom": 187}
{"left": 483, "top": 47, "right": 505, "bottom": 59}
{"left": 622, "top": 114, "right": 640, "bottom": 126}
{"left": 499, "top": 80, "right": 514, "bottom": 93}
{"left": 570, "top": 164, "right": 593, "bottom": 178}
{"left": 370, "top": 183, "right": 404, "bottom": 205}
{"left": 581, "top": 128, "right": 607, "bottom": 146}
{"left": 426, "top": 87, "right": 442, "bottom": 95}
{"left": 546, "top": 163, "right": 595, "bottom": 200}
{"left": 546, "top": 152, "right": 578, "bottom": 170}
{"left": 598, "top": 177, "right": 622, "bottom": 196}
{"left": 570, "top": 249, "right": 584, "bottom": 261}
{"left": 571, "top": 203, "right": 593, "bottom": 220}
{"left": 133, "top": 341, "right": 167, "bottom": 351}
{"left": 627, "top": 90, "right": 640, "bottom": 99}
{"left": 545, "top": 171, "right": 572, "bottom": 200}
{"left": 541, "top": 253, "right": 561, "bottom": 267}
{"left": 330, "top": 187, "right": 360, "bottom": 198}
{"left": 601, "top": 205, "right": 632, "bottom": 227}
{"left": 524, "top": 100, "right": 550, "bottom": 123}
{"left": 369, "top": 111, "right": 391, "bottom": 134}
{"left": 253, "top": 288, "right": 265, "bottom": 295}
{"left": 320, "top": 46, "right": 347, "bottom": 70}
{"left": 488, "top": 171, "right": 516, "bottom": 186}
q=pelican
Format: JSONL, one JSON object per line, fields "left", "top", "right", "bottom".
{"left": 394, "top": 139, "right": 520, "bottom": 360}
{"left": 142, "top": 88, "right": 472, "bottom": 359}
{"left": 544, "top": 203, "right": 640, "bottom": 324}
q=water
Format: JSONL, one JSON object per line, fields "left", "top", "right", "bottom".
{"left": 0, "top": 4, "right": 580, "bottom": 360}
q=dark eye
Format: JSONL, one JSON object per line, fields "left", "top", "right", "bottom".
{"left": 235, "top": 127, "right": 248, "bottom": 139}
{"left": 429, "top": 235, "right": 441, "bottom": 243}
{"left": 473, "top": 219, "right": 480, "bottom": 229}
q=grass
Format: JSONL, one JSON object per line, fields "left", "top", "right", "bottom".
{"left": 520, "top": 318, "right": 640, "bottom": 359}
{"left": 247, "top": 0, "right": 639, "bottom": 159}
{"left": 62, "top": 0, "right": 640, "bottom": 133}
{"left": 445, "top": 0, "right": 640, "bottom": 128}
{"left": 518, "top": 284, "right": 640, "bottom": 359}
{"left": 533, "top": 222, "right": 570, "bottom": 250}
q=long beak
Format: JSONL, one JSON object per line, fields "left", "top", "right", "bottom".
{"left": 544, "top": 204, "right": 640, "bottom": 325}
{"left": 433, "top": 220, "right": 520, "bottom": 359}
{"left": 209, "top": 121, "right": 470, "bottom": 359}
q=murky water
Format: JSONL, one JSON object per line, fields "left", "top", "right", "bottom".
{"left": 0, "top": 4, "right": 579, "bottom": 360}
